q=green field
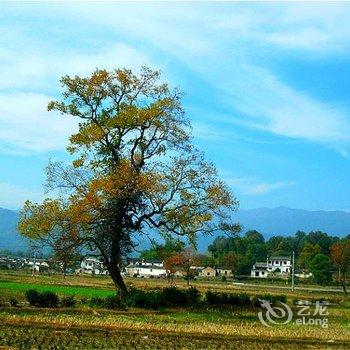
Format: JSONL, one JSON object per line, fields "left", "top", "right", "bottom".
{"left": 0, "top": 271, "right": 349, "bottom": 349}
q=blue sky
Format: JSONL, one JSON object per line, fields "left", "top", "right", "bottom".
{"left": 1, "top": 2, "right": 350, "bottom": 211}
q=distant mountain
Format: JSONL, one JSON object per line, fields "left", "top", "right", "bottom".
{"left": 1, "top": 206, "right": 350, "bottom": 252}
{"left": 235, "top": 206, "right": 350, "bottom": 238}
{"left": 0, "top": 207, "right": 27, "bottom": 251}
{"left": 196, "top": 206, "right": 350, "bottom": 251}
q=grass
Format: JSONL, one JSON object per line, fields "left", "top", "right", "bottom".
{"left": 2, "top": 324, "right": 347, "bottom": 350}
{"left": 0, "top": 270, "right": 349, "bottom": 349}
{"left": 0, "top": 280, "right": 114, "bottom": 299}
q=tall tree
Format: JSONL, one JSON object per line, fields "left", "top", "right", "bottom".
{"left": 331, "top": 240, "right": 350, "bottom": 294}
{"left": 309, "top": 253, "right": 332, "bottom": 285}
{"left": 18, "top": 67, "right": 239, "bottom": 299}
{"left": 297, "top": 243, "right": 321, "bottom": 270}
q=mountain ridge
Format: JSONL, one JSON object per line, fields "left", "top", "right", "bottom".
{"left": 1, "top": 206, "right": 350, "bottom": 252}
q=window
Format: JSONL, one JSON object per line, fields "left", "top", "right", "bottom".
{"left": 207, "top": 272, "right": 210, "bottom": 276}
{"left": 255, "top": 272, "right": 259, "bottom": 277}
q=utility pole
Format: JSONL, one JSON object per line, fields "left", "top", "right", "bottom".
{"left": 266, "top": 255, "right": 269, "bottom": 277}
{"left": 32, "top": 249, "right": 36, "bottom": 276}
{"left": 291, "top": 250, "right": 295, "bottom": 292}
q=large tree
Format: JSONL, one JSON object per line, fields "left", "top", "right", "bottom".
{"left": 18, "top": 67, "right": 239, "bottom": 299}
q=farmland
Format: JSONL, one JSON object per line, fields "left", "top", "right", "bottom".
{"left": 0, "top": 271, "right": 349, "bottom": 349}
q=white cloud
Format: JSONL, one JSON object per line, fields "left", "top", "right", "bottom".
{"left": 221, "top": 64, "right": 350, "bottom": 144}
{"left": 0, "top": 182, "right": 43, "bottom": 209}
{"left": 0, "top": 92, "right": 77, "bottom": 153}
{"left": 0, "top": 39, "right": 151, "bottom": 154}
{"left": 226, "top": 177, "right": 295, "bottom": 196}
{"left": 69, "top": 4, "right": 350, "bottom": 149}
{"left": 0, "top": 41, "right": 150, "bottom": 92}
{"left": 2, "top": 2, "right": 350, "bottom": 155}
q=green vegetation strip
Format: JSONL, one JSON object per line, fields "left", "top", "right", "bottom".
{"left": 0, "top": 280, "right": 115, "bottom": 298}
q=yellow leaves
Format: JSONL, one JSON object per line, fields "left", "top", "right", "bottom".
{"left": 70, "top": 124, "right": 105, "bottom": 146}
{"left": 18, "top": 199, "right": 64, "bottom": 239}
{"left": 35, "top": 66, "right": 239, "bottom": 247}
{"left": 206, "top": 183, "right": 232, "bottom": 207}
{"left": 72, "top": 157, "right": 84, "bottom": 168}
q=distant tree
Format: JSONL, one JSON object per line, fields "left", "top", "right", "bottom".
{"left": 140, "top": 239, "right": 185, "bottom": 261}
{"left": 245, "top": 230, "right": 265, "bottom": 245}
{"left": 266, "top": 235, "right": 293, "bottom": 256}
{"left": 309, "top": 253, "right": 332, "bottom": 285}
{"left": 306, "top": 231, "right": 338, "bottom": 255}
{"left": 297, "top": 243, "right": 321, "bottom": 270}
{"left": 331, "top": 240, "right": 350, "bottom": 294}
{"left": 164, "top": 247, "right": 200, "bottom": 286}
{"left": 197, "top": 254, "right": 215, "bottom": 268}
{"left": 218, "top": 251, "right": 237, "bottom": 275}
{"left": 293, "top": 231, "right": 307, "bottom": 257}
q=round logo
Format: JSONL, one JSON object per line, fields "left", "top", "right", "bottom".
{"left": 258, "top": 299, "right": 293, "bottom": 327}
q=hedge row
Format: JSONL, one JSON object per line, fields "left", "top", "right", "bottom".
{"left": 205, "top": 291, "right": 286, "bottom": 307}
{"left": 24, "top": 287, "right": 286, "bottom": 310}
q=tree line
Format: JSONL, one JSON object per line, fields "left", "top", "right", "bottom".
{"left": 140, "top": 230, "right": 350, "bottom": 293}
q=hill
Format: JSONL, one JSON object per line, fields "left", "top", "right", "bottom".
{"left": 1, "top": 206, "right": 350, "bottom": 252}
{"left": 0, "top": 207, "right": 28, "bottom": 251}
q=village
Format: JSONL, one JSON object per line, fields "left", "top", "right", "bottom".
{"left": 0, "top": 254, "right": 303, "bottom": 280}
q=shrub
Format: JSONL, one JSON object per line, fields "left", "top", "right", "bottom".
{"left": 125, "top": 288, "right": 164, "bottom": 309}
{"left": 25, "top": 289, "right": 59, "bottom": 308}
{"left": 205, "top": 290, "right": 221, "bottom": 304}
{"left": 186, "top": 286, "right": 201, "bottom": 305}
{"left": 162, "top": 287, "right": 188, "bottom": 306}
{"left": 60, "top": 296, "right": 76, "bottom": 308}
{"left": 104, "top": 295, "right": 120, "bottom": 309}
{"left": 25, "top": 289, "right": 40, "bottom": 306}
{"left": 205, "top": 291, "right": 252, "bottom": 307}
{"left": 88, "top": 297, "right": 106, "bottom": 308}
{"left": 9, "top": 298, "right": 19, "bottom": 307}
{"left": 227, "top": 293, "right": 250, "bottom": 306}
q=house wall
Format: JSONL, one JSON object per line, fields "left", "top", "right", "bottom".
{"left": 199, "top": 267, "right": 216, "bottom": 277}
{"left": 251, "top": 269, "right": 267, "bottom": 278}
{"left": 135, "top": 267, "right": 167, "bottom": 277}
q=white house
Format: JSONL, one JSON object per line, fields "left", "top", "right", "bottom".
{"left": 80, "top": 256, "right": 108, "bottom": 275}
{"left": 251, "top": 262, "right": 269, "bottom": 278}
{"left": 26, "top": 259, "right": 50, "bottom": 273}
{"left": 267, "top": 256, "right": 291, "bottom": 274}
{"left": 251, "top": 256, "right": 291, "bottom": 278}
{"left": 125, "top": 259, "right": 166, "bottom": 278}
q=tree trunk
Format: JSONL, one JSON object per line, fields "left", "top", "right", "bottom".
{"left": 63, "top": 261, "right": 67, "bottom": 279}
{"left": 341, "top": 273, "right": 347, "bottom": 295}
{"left": 110, "top": 265, "right": 128, "bottom": 300}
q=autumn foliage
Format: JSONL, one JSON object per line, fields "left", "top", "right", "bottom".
{"left": 18, "top": 66, "right": 239, "bottom": 298}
